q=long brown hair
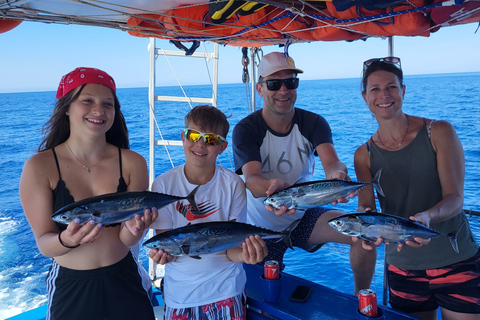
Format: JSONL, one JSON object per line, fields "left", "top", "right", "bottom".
{"left": 38, "top": 84, "right": 129, "bottom": 152}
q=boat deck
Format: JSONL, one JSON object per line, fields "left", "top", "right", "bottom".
{"left": 7, "top": 264, "right": 419, "bottom": 320}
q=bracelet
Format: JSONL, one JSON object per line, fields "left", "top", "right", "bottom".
{"left": 58, "top": 232, "right": 80, "bottom": 249}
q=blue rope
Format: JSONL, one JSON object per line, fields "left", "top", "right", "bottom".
{"left": 309, "top": 2, "right": 445, "bottom": 24}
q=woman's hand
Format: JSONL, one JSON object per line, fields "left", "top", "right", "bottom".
{"left": 396, "top": 212, "right": 432, "bottom": 252}
{"left": 62, "top": 218, "right": 104, "bottom": 246}
{"left": 125, "top": 207, "right": 159, "bottom": 236}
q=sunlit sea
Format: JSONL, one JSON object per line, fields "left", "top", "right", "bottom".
{"left": 1, "top": 73, "right": 479, "bottom": 319}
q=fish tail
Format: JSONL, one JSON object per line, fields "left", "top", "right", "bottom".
{"left": 447, "top": 221, "right": 465, "bottom": 254}
{"left": 186, "top": 185, "right": 200, "bottom": 212}
{"left": 371, "top": 168, "right": 385, "bottom": 197}
{"left": 281, "top": 219, "right": 301, "bottom": 250}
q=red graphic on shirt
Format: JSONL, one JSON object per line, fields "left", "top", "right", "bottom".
{"left": 176, "top": 200, "right": 219, "bottom": 221}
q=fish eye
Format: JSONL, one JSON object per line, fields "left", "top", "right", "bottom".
{"left": 61, "top": 215, "right": 68, "bottom": 220}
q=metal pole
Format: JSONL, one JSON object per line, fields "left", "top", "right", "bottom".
{"left": 148, "top": 38, "right": 156, "bottom": 187}
{"left": 383, "top": 36, "right": 394, "bottom": 306}
{"left": 212, "top": 43, "right": 219, "bottom": 108}
{"left": 147, "top": 37, "right": 156, "bottom": 281}
{"left": 388, "top": 36, "right": 394, "bottom": 57}
{"left": 250, "top": 48, "right": 256, "bottom": 113}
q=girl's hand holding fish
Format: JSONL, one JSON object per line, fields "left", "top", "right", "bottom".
{"left": 61, "top": 218, "right": 104, "bottom": 248}
{"left": 124, "top": 207, "right": 159, "bottom": 237}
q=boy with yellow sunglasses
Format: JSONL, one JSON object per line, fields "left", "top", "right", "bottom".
{"left": 148, "top": 105, "right": 267, "bottom": 320}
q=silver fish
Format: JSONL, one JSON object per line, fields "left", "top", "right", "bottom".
{"left": 264, "top": 169, "right": 384, "bottom": 210}
{"left": 52, "top": 186, "right": 200, "bottom": 225}
{"left": 143, "top": 219, "right": 300, "bottom": 259}
{"left": 328, "top": 212, "right": 461, "bottom": 253}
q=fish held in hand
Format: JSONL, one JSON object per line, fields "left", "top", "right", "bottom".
{"left": 143, "top": 219, "right": 300, "bottom": 259}
{"left": 328, "top": 212, "right": 461, "bottom": 253}
{"left": 52, "top": 186, "right": 200, "bottom": 225}
{"left": 264, "top": 169, "right": 384, "bottom": 210}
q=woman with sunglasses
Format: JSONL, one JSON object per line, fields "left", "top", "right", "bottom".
{"left": 354, "top": 57, "right": 480, "bottom": 320}
{"left": 232, "top": 51, "right": 376, "bottom": 296}
{"left": 19, "top": 67, "right": 157, "bottom": 319}
{"left": 148, "top": 105, "right": 267, "bottom": 320}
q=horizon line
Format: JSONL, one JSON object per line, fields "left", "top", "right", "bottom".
{"left": 1, "top": 71, "right": 478, "bottom": 95}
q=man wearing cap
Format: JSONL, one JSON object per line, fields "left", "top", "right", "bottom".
{"left": 232, "top": 52, "right": 375, "bottom": 295}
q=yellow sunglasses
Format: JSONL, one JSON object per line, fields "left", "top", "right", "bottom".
{"left": 184, "top": 128, "right": 226, "bottom": 146}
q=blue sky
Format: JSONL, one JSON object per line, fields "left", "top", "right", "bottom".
{"left": 0, "top": 21, "right": 479, "bottom": 93}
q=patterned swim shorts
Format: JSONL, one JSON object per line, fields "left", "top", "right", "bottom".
{"left": 388, "top": 248, "right": 480, "bottom": 314}
{"left": 164, "top": 291, "right": 246, "bottom": 320}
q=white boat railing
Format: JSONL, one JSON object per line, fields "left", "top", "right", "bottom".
{"left": 146, "top": 38, "right": 219, "bottom": 281}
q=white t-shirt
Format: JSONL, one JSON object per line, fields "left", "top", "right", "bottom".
{"left": 150, "top": 164, "right": 247, "bottom": 308}
{"left": 232, "top": 108, "right": 333, "bottom": 231}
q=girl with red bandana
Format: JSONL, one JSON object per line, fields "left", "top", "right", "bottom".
{"left": 19, "top": 67, "right": 157, "bottom": 320}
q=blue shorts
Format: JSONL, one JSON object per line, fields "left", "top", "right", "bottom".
{"left": 164, "top": 291, "right": 246, "bottom": 320}
{"left": 388, "top": 248, "right": 480, "bottom": 314}
{"left": 261, "top": 207, "right": 327, "bottom": 270}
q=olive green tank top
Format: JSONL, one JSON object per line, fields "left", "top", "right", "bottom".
{"left": 369, "top": 118, "right": 478, "bottom": 270}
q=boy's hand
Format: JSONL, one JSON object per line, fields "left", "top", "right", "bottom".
{"left": 242, "top": 235, "right": 268, "bottom": 264}
{"left": 149, "top": 248, "right": 175, "bottom": 265}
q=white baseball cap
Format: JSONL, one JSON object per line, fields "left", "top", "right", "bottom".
{"left": 258, "top": 52, "right": 303, "bottom": 77}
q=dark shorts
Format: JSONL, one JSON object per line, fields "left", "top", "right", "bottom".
{"left": 46, "top": 251, "right": 155, "bottom": 320}
{"left": 261, "top": 207, "right": 328, "bottom": 270}
{"left": 388, "top": 248, "right": 480, "bottom": 314}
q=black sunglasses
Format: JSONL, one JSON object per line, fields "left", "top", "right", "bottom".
{"left": 259, "top": 78, "right": 299, "bottom": 91}
{"left": 363, "top": 57, "right": 401, "bottom": 73}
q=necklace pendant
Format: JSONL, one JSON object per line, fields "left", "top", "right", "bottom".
{"left": 84, "top": 165, "right": 90, "bottom": 173}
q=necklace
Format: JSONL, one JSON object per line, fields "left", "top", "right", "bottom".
{"left": 65, "top": 141, "right": 107, "bottom": 173}
{"left": 376, "top": 115, "right": 410, "bottom": 150}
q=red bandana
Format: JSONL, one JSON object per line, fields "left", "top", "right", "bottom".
{"left": 56, "top": 67, "right": 116, "bottom": 99}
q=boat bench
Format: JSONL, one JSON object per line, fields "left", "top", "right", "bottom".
{"left": 243, "top": 263, "right": 420, "bottom": 320}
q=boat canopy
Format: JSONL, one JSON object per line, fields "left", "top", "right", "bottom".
{"left": 1, "top": 0, "right": 480, "bottom": 47}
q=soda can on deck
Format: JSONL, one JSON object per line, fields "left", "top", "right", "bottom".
{"left": 264, "top": 260, "right": 280, "bottom": 280}
{"left": 358, "top": 289, "right": 377, "bottom": 318}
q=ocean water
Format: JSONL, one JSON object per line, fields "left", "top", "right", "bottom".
{"left": 1, "top": 73, "right": 479, "bottom": 319}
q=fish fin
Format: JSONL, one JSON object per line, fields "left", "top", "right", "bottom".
{"left": 281, "top": 219, "right": 301, "bottom": 250}
{"left": 190, "top": 256, "right": 202, "bottom": 260}
{"left": 371, "top": 168, "right": 385, "bottom": 197}
{"left": 447, "top": 221, "right": 464, "bottom": 254}
{"left": 187, "top": 185, "right": 201, "bottom": 212}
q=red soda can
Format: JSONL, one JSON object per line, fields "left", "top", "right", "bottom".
{"left": 358, "top": 289, "right": 378, "bottom": 318}
{"left": 264, "top": 260, "right": 280, "bottom": 280}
